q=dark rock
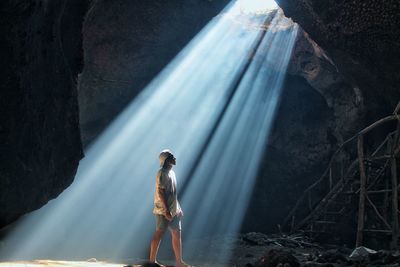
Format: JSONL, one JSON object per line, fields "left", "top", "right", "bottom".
{"left": 254, "top": 249, "right": 300, "bottom": 267}
{"left": 242, "top": 232, "right": 271, "bottom": 246}
{"left": 288, "top": 28, "right": 365, "bottom": 141}
{"left": 369, "top": 250, "right": 400, "bottom": 264}
{"left": 0, "top": 0, "right": 87, "bottom": 228}
{"left": 316, "top": 249, "right": 349, "bottom": 264}
{"left": 303, "top": 263, "right": 334, "bottom": 267}
{"left": 276, "top": 0, "right": 400, "bottom": 121}
{"left": 79, "top": 0, "right": 230, "bottom": 146}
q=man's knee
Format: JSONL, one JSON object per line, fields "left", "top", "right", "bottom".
{"left": 170, "top": 228, "right": 181, "bottom": 237}
{"left": 154, "top": 229, "right": 166, "bottom": 239}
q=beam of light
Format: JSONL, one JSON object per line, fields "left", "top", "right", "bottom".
{"left": 0, "top": 0, "right": 297, "bottom": 265}
{"left": 181, "top": 11, "right": 298, "bottom": 264}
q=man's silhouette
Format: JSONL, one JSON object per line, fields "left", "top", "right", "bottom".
{"left": 149, "top": 149, "right": 190, "bottom": 267}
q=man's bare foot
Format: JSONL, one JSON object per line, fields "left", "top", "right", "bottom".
{"left": 144, "top": 261, "right": 165, "bottom": 267}
{"left": 176, "top": 260, "right": 191, "bottom": 267}
{"left": 154, "top": 260, "right": 166, "bottom": 267}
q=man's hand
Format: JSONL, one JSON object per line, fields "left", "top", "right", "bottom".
{"left": 165, "top": 211, "right": 173, "bottom": 221}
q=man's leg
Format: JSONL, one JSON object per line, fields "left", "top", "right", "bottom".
{"left": 170, "top": 228, "right": 190, "bottom": 267}
{"left": 150, "top": 215, "right": 167, "bottom": 265}
{"left": 149, "top": 229, "right": 165, "bottom": 263}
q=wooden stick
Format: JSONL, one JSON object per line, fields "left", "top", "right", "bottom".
{"left": 365, "top": 194, "right": 392, "bottom": 230}
{"left": 290, "top": 215, "right": 295, "bottom": 233}
{"left": 364, "top": 229, "right": 392, "bottom": 233}
{"left": 294, "top": 180, "right": 345, "bottom": 231}
{"left": 356, "top": 135, "right": 367, "bottom": 247}
{"left": 366, "top": 155, "right": 391, "bottom": 161}
{"left": 371, "top": 132, "right": 395, "bottom": 157}
{"left": 367, "top": 189, "right": 392, "bottom": 194}
{"left": 359, "top": 115, "right": 399, "bottom": 135}
{"left": 391, "top": 136, "right": 399, "bottom": 249}
{"left": 384, "top": 138, "right": 392, "bottom": 221}
{"left": 341, "top": 158, "right": 344, "bottom": 182}
{"left": 394, "top": 101, "right": 400, "bottom": 115}
{"left": 364, "top": 159, "right": 390, "bottom": 192}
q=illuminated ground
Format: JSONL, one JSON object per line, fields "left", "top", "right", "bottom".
{"left": 0, "top": 234, "right": 321, "bottom": 267}
{"left": 0, "top": 262, "right": 232, "bottom": 267}
{"left": 2, "top": 233, "right": 393, "bottom": 267}
{"left": 0, "top": 260, "right": 134, "bottom": 266}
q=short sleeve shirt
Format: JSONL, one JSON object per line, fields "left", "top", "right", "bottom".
{"left": 153, "top": 167, "right": 182, "bottom": 217}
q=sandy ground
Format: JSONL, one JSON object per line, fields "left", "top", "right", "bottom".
{"left": 0, "top": 260, "right": 132, "bottom": 266}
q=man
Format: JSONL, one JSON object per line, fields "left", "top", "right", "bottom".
{"left": 149, "top": 149, "right": 190, "bottom": 267}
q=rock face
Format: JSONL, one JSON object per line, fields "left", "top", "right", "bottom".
{"left": 0, "top": 0, "right": 87, "bottom": 228}
{"left": 276, "top": 0, "right": 400, "bottom": 121}
{"left": 244, "top": 74, "right": 335, "bottom": 232}
{"left": 288, "top": 29, "right": 365, "bottom": 141}
{"left": 79, "top": 0, "right": 230, "bottom": 146}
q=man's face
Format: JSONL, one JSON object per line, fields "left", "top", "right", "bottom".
{"left": 167, "top": 154, "right": 176, "bottom": 165}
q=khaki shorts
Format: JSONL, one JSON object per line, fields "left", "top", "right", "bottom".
{"left": 155, "top": 214, "right": 181, "bottom": 231}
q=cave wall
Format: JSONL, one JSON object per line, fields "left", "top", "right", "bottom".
{"left": 288, "top": 28, "right": 365, "bottom": 141}
{"left": 243, "top": 74, "right": 335, "bottom": 232}
{"left": 0, "top": 0, "right": 87, "bottom": 228}
{"left": 79, "top": 0, "right": 231, "bottom": 146}
{"left": 275, "top": 0, "right": 400, "bottom": 122}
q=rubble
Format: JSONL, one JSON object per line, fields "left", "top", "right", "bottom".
{"left": 253, "top": 249, "right": 300, "bottom": 267}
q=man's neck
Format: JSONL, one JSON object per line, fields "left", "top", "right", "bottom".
{"left": 163, "top": 164, "right": 173, "bottom": 170}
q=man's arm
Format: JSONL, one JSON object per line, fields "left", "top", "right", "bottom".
{"left": 157, "top": 187, "right": 172, "bottom": 221}
{"left": 156, "top": 171, "right": 173, "bottom": 221}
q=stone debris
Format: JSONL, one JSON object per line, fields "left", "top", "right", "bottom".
{"left": 252, "top": 249, "right": 300, "bottom": 267}
{"left": 316, "top": 249, "right": 350, "bottom": 264}
{"left": 241, "top": 232, "right": 322, "bottom": 249}
{"left": 349, "top": 246, "right": 377, "bottom": 261}
{"left": 237, "top": 233, "right": 400, "bottom": 267}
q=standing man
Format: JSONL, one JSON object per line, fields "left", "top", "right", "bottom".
{"left": 149, "top": 149, "right": 190, "bottom": 267}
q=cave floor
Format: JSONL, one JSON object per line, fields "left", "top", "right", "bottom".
{"left": 0, "top": 233, "right": 398, "bottom": 267}
{"left": 0, "top": 260, "right": 130, "bottom": 266}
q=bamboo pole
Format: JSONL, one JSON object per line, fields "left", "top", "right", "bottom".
{"left": 384, "top": 137, "right": 392, "bottom": 222}
{"left": 290, "top": 215, "right": 295, "bottom": 233}
{"left": 356, "top": 135, "right": 367, "bottom": 247}
{"left": 365, "top": 194, "right": 391, "bottom": 230}
{"left": 391, "top": 157, "right": 399, "bottom": 249}
{"left": 390, "top": 137, "right": 399, "bottom": 249}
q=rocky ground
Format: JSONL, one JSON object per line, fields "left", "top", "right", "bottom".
{"left": 1, "top": 233, "right": 399, "bottom": 267}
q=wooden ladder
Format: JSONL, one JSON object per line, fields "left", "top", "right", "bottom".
{"left": 283, "top": 102, "right": 400, "bottom": 247}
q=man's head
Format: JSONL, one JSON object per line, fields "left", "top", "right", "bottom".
{"left": 159, "top": 149, "right": 176, "bottom": 167}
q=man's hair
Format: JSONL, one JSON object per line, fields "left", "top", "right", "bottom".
{"left": 159, "top": 149, "right": 173, "bottom": 167}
